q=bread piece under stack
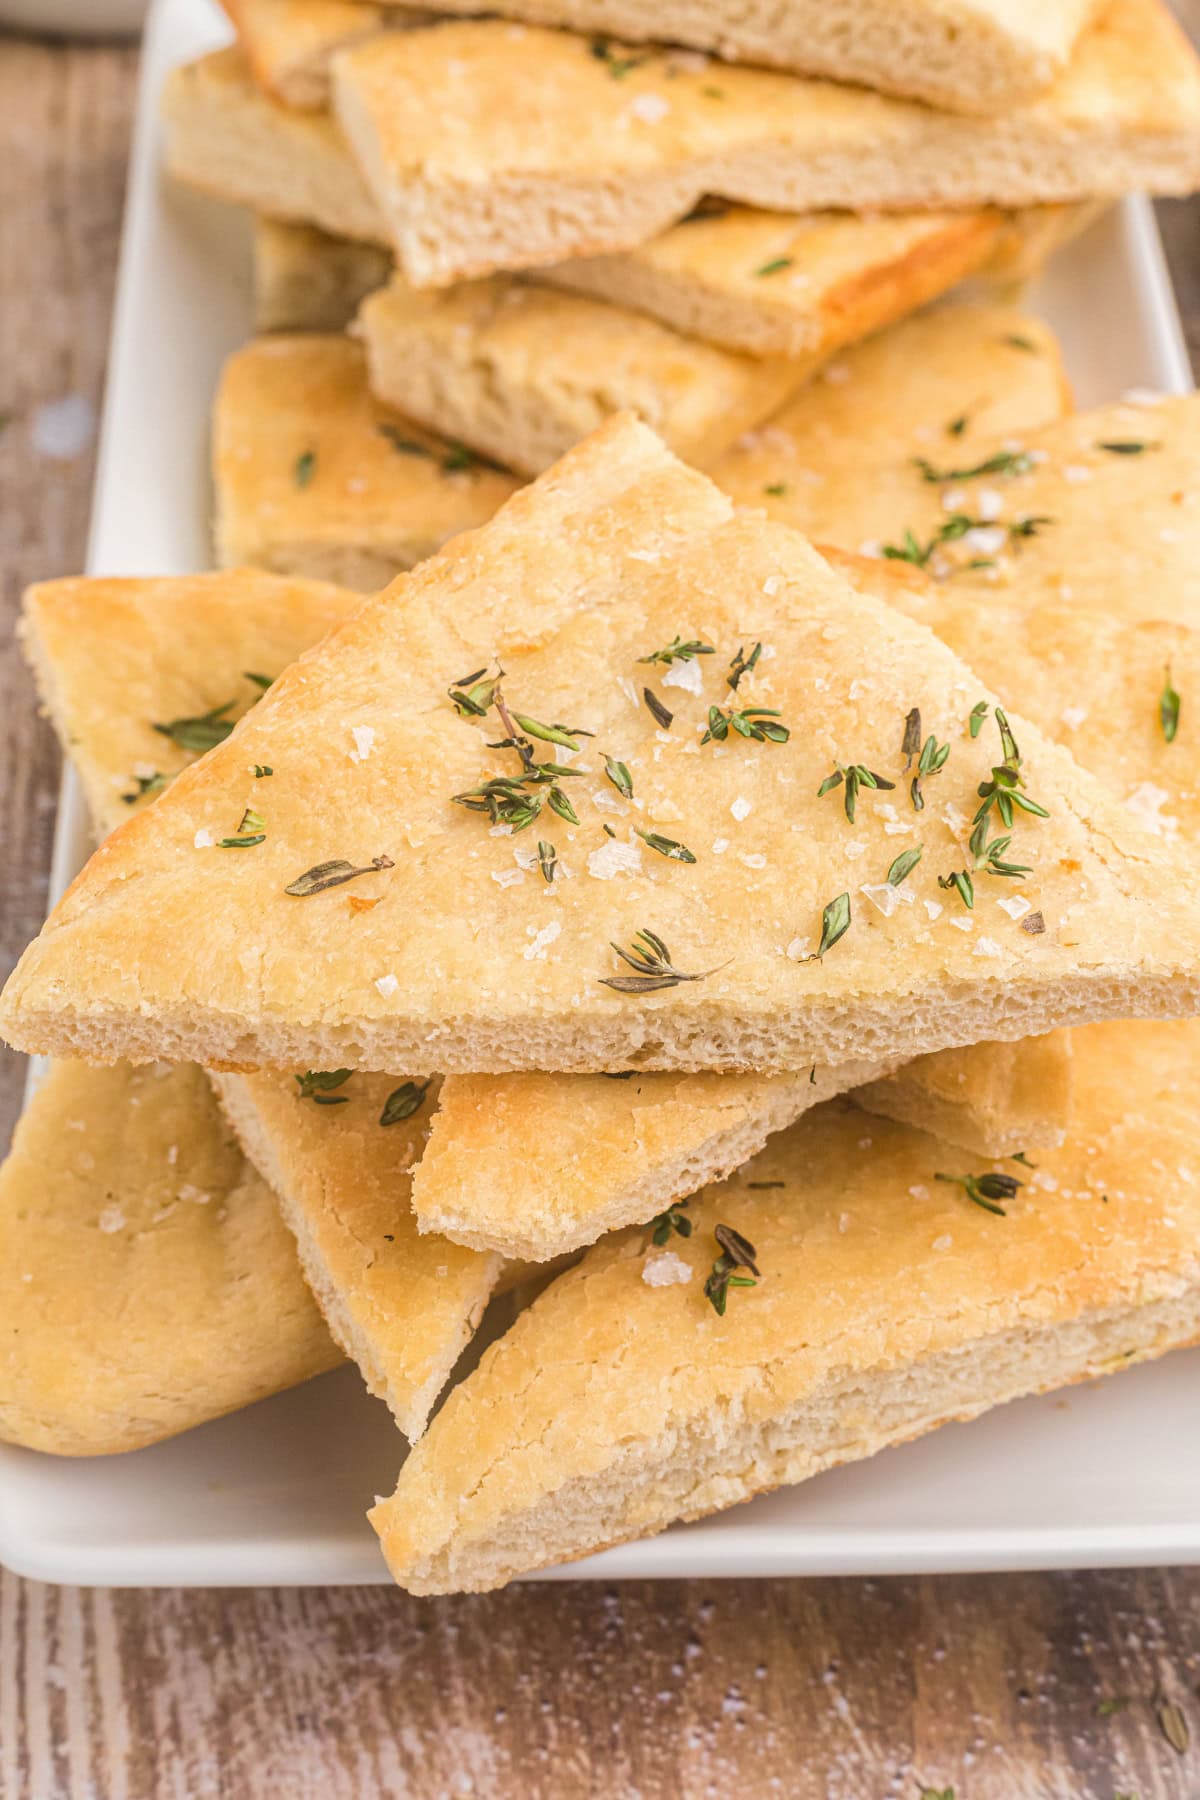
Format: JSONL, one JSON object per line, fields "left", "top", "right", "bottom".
{"left": 255, "top": 216, "right": 391, "bottom": 332}
{"left": 0, "top": 1059, "right": 340, "bottom": 1455}
{"left": 373, "top": 1015, "right": 1200, "bottom": 1593}
{"left": 227, "top": 0, "right": 1102, "bottom": 116}
{"left": 354, "top": 274, "right": 811, "bottom": 478}
{"left": 722, "top": 391, "right": 1200, "bottom": 628}
{"left": 6, "top": 417, "right": 1200, "bottom": 1078}
{"left": 212, "top": 336, "right": 519, "bottom": 588}
{"left": 330, "top": 1, "right": 1200, "bottom": 284}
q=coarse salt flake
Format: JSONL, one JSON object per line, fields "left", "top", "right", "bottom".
{"left": 193, "top": 828, "right": 214, "bottom": 849}
{"left": 1060, "top": 705, "right": 1088, "bottom": 729}
{"left": 523, "top": 920, "right": 561, "bottom": 961}
{"left": 730, "top": 795, "right": 752, "bottom": 821}
{"left": 663, "top": 656, "right": 703, "bottom": 694}
{"left": 1125, "top": 781, "right": 1178, "bottom": 836}
{"left": 996, "top": 894, "right": 1031, "bottom": 920}
{"left": 97, "top": 1204, "right": 126, "bottom": 1234}
{"left": 642, "top": 1251, "right": 693, "bottom": 1287}
{"left": 739, "top": 852, "right": 766, "bottom": 869}
{"left": 974, "top": 935, "right": 1004, "bottom": 958}
{"left": 711, "top": 837, "right": 729, "bottom": 854}
{"left": 629, "top": 92, "right": 669, "bottom": 123}
{"left": 375, "top": 973, "right": 399, "bottom": 997}
{"left": 348, "top": 725, "right": 376, "bottom": 762}
{"left": 492, "top": 867, "right": 526, "bottom": 887}
{"left": 587, "top": 838, "right": 643, "bottom": 880}
{"left": 949, "top": 915, "right": 973, "bottom": 932}
{"left": 976, "top": 487, "right": 1004, "bottom": 522}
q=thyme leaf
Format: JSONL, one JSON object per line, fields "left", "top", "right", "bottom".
{"left": 380, "top": 1080, "right": 431, "bottom": 1126}
{"left": 702, "top": 704, "right": 789, "bottom": 745}
{"left": 1161, "top": 665, "right": 1181, "bottom": 743}
{"left": 296, "top": 1069, "right": 352, "bottom": 1104}
{"left": 727, "top": 642, "right": 763, "bottom": 692}
{"left": 817, "top": 762, "right": 896, "bottom": 825}
{"left": 122, "top": 770, "right": 168, "bottom": 805}
{"left": 796, "top": 892, "right": 852, "bottom": 962}
{"left": 294, "top": 449, "right": 316, "bottom": 487}
{"left": 914, "top": 449, "right": 1033, "bottom": 484}
{"left": 901, "top": 707, "right": 921, "bottom": 768}
{"left": 642, "top": 686, "right": 674, "bottom": 730}
{"left": 603, "top": 754, "right": 633, "bottom": 800}
{"left": 152, "top": 700, "right": 237, "bottom": 753}
{"left": 887, "top": 846, "right": 923, "bottom": 887}
{"left": 1096, "top": 439, "right": 1159, "bottom": 455}
{"left": 635, "top": 827, "right": 697, "bottom": 863}
{"left": 285, "top": 855, "right": 394, "bottom": 896}
{"left": 935, "top": 1169, "right": 1022, "bottom": 1216}
{"left": 218, "top": 806, "right": 266, "bottom": 849}
{"left": 968, "top": 701, "right": 989, "bottom": 738}
{"left": 649, "top": 1201, "right": 692, "bottom": 1245}
{"left": 537, "top": 839, "right": 558, "bottom": 883}
{"left": 911, "top": 734, "right": 950, "bottom": 811}
{"left": 755, "top": 255, "right": 793, "bottom": 277}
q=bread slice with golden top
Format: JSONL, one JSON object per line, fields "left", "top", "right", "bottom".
{"left": 373, "top": 1016, "right": 1200, "bottom": 1593}
{"left": 331, "top": 2, "right": 1200, "bottom": 286}
{"left": 6, "top": 415, "right": 1200, "bottom": 1078}
{"left": 256, "top": 216, "right": 392, "bottom": 333}
{"left": 213, "top": 335, "right": 519, "bottom": 589}
{"left": 162, "top": 46, "right": 385, "bottom": 243}
{"left": 355, "top": 273, "right": 810, "bottom": 478}
{"left": 0, "top": 1058, "right": 340, "bottom": 1456}
{"left": 228, "top": 0, "right": 1103, "bottom": 115}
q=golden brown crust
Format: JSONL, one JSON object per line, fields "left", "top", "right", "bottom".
{"left": 372, "top": 1018, "right": 1200, "bottom": 1592}
{"left": 0, "top": 1060, "right": 340, "bottom": 1456}
{"left": 6, "top": 415, "right": 1200, "bottom": 1079}
{"left": 212, "top": 335, "right": 519, "bottom": 586}
{"left": 331, "top": 2, "right": 1200, "bottom": 285}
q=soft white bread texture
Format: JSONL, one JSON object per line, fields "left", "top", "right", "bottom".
{"left": 0, "top": 1059, "right": 340, "bottom": 1456}
{"left": 231, "top": 0, "right": 1101, "bottom": 115}
{"left": 162, "top": 46, "right": 385, "bottom": 243}
{"left": 372, "top": 1016, "right": 1200, "bottom": 1593}
{"left": 20, "top": 569, "right": 360, "bottom": 833}
{"left": 355, "top": 273, "right": 808, "bottom": 479}
{"left": 212, "top": 1070, "right": 500, "bottom": 1439}
{"left": 728, "top": 392, "right": 1200, "bottom": 629}
{"left": 7, "top": 416, "right": 1200, "bottom": 1077}
{"left": 330, "top": 2, "right": 1200, "bottom": 285}
{"left": 213, "top": 335, "right": 519, "bottom": 589}
{"left": 541, "top": 206, "right": 1009, "bottom": 360}
{"left": 255, "top": 215, "right": 392, "bottom": 332}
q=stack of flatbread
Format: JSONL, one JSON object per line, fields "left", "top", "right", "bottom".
{"left": 3, "top": 0, "right": 1200, "bottom": 1594}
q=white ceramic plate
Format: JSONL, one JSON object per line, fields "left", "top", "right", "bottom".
{"left": 1, "top": 0, "right": 1197, "bottom": 1587}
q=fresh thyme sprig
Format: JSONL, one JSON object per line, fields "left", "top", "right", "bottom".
{"left": 296, "top": 1069, "right": 352, "bottom": 1105}
{"left": 649, "top": 1200, "right": 692, "bottom": 1245}
{"left": 702, "top": 705, "right": 789, "bottom": 745}
{"left": 218, "top": 806, "right": 266, "bottom": 849}
{"left": 882, "top": 514, "right": 987, "bottom": 569}
{"left": 600, "top": 928, "right": 723, "bottom": 994}
{"left": 285, "top": 855, "right": 394, "bottom": 896}
{"left": 817, "top": 761, "right": 896, "bottom": 824}
{"left": 704, "top": 1225, "right": 760, "bottom": 1316}
{"left": 637, "top": 637, "right": 714, "bottom": 667}
{"left": 910, "top": 734, "right": 950, "bottom": 812}
{"left": 380, "top": 1080, "right": 431, "bottom": 1126}
{"left": 935, "top": 1169, "right": 1023, "bottom": 1216}
{"left": 447, "top": 667, "right": 500, "bottom": 718}
{"left": 1161, "top": 666, "right": 1181, "bottom": 743}
{"left": 938, "top": 818, "right": 1032, "bottom": 910}
{"left": 914, "top": 449, "right": 1033, "bottom": 484}
{"left": 971, "top": 709, "right": 1049, "bottom": 829}
{"left": 153, "top": 699, "right": 237, "bottom": 753}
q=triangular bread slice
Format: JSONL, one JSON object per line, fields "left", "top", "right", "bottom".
{"left": 7, "top": 414, "right": 1200, "bottom": 1076}
{"left": 19, "top": 566, "right": 1076, "bottom": 1268}
{"left": 854, "top": 1032, "right": 1073, "bottom": 1159}
{"left": 330, "top": 2, "right": 1200, "bottom": 286}
{"left": 256, "top": 216, "right": 391, "bottom": 333}
{"left": 21, "top": 568, "right": 359, "bottom": 834}
{"left": 727, "top": 392, "right": 1200, "bottom": 627}
{"left": 211, "top": 1069, "right": 501, "bottom": 1438}
{"left": 355, "top": 273, "right": 810, "bottom": 478}
{"left": 213, "top": 336, "right": 519, "bottom": 588}
{"left": 0, "top": 1058, "right": 340, "bottom": 1456}
{"left": 372, "top": 1014, "right": 1200, "bottom": 1592}
{"left": 162, "top": 46, "right": 385, "bottom": 244}
{"left": 540, "top": 206, "right": 1009, "bottom": 360}
{"left": 232, "top": 0, "right": 1102, "bottom": 116}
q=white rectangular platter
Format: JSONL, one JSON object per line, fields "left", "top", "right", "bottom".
{"left": 1, "top": 0, "right": 1197, "bottom": 1587}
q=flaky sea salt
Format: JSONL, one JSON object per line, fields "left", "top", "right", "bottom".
{"left": 348, "top": 725, "right": 376, "bottom": 763}
{"left": 375, "top": 973, "right": 399, "bottom": 997}
{"left": 663, "top": 657, "right": 703, "bottom": 694}
{"left": 97, "top": 1204, "right": 126, "bottom": 1234}
{"left": 974, "top": 935, "right": 1004, "bottom": 958}
{"left": 193, "top": 828, "right": 214, "bottom": 849}
{"left": 642, "top": 1252, "right": 692, "bottom": 1287}
{"left": 523, "top": 920, "right": 561, "bottom": 961}
{"left": 629, "top": 92, "right": 669, "bottom": 123}
{"left": 730, "top": 795, "right": 752, "bottom": 821}
{"left": 996, "top": 894, "right": 1032, "bottom": 921}
{"left": 587, "top": 837, "right": 643, "bottom": 880}
{"left": 491, "top": 867, "right": 525, "bottom": 887}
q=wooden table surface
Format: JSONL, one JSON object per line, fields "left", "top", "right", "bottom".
{"left": 4, "top": 23, "right": 1200, "bottom": 1800}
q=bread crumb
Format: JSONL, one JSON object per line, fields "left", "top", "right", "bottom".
{"left": 523, "top": 920, "right": 561, "bottom": 961}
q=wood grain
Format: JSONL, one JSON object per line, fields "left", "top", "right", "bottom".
{"left": 4, "top": 21, "right": 1200, "bottom": 1800}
